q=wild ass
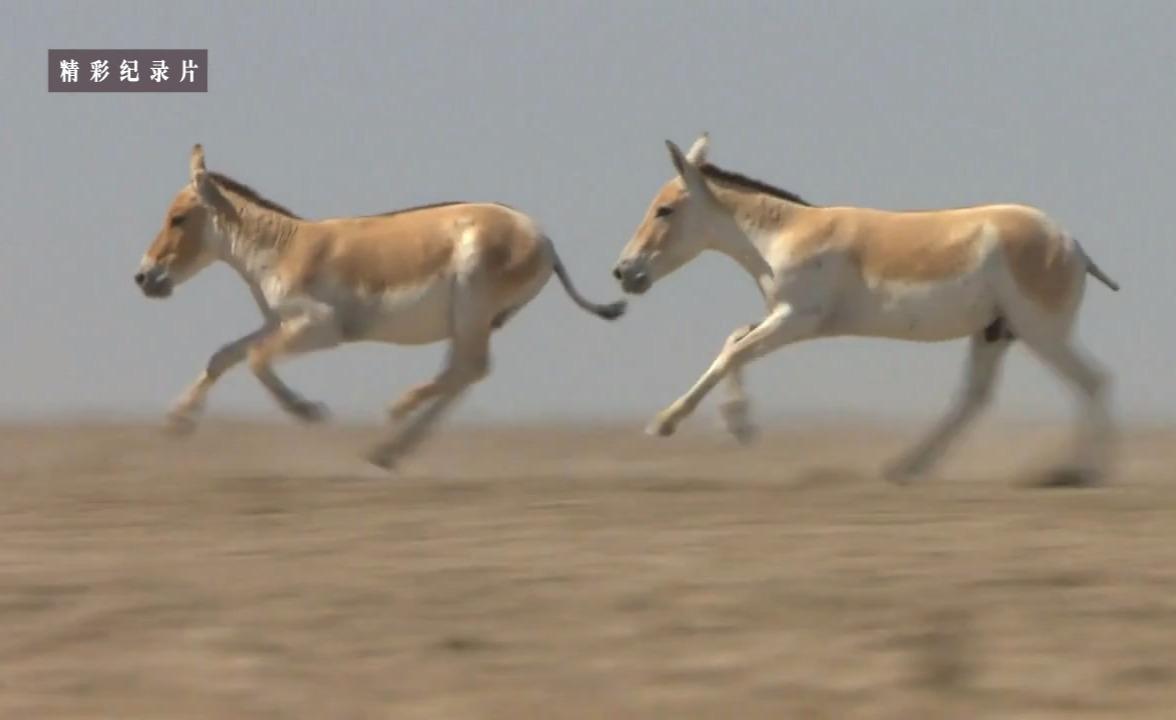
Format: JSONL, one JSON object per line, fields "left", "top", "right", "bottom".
{"left": 135, "top": 144, "right": 626, "bottom": 468}
{"left": 612, "top": 133, "right": 1120, "bottom": 486}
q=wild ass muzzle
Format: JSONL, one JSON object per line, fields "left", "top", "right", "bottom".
{"left": 136, "top": 144, "right": 626, "bottom": 469}
{"left": 612, "top": 133, "right": 1120, "bottom": 487}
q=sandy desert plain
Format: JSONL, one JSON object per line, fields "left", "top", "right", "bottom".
{"left": 3, "top": 417, "right": 1176, "bottom": 719}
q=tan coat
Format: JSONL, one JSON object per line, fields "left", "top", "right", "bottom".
{"left": 136, "top": 144, "right": 625, "bottom": 468}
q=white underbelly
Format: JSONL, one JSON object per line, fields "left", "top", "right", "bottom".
{"left": 837, "top": 271, "right": 998, "bottom": 342}
{"left": 327, "top": 265, "right": 553, "bottom": 345}
{"left": 328, "top": 278, "right": 454, "bottom": 345}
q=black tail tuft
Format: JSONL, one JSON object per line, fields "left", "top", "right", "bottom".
{"left": 550, "top": 248, "right": 629, "bottom": 322}
{"left": 595, "top": 300, "right": 627, "bottom": 320}
{"left": 1074, "top": 237, "right": 1120, "bottom": 293}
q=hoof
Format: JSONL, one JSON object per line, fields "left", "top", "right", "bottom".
{"left": 645, "top": 417, "right": 676, "bottom": 437}
{"left": 729, "top": 424, "right": 756, "bottom": 445}
{"left": 290, "top": 400, "right": 330, "bottom": 424}
{"left": 364, "top": 448, "right": 398, "bottom": 473}
{"left": 163, "top": 411, "right": 198, "bottom": 437}
{"left": 1029, "top": 466, "right": 1103, "bottom": 489}
{"left": 719, "top": 401, "right": 756, "bottom": 445}
{"left": 881, "top": 460, "right": 923, "bottom": 485}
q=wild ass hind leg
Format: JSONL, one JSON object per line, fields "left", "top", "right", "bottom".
{"left": 883, "top": 321, "right": 1013, "bottom": 484}
{"left": 1003, "top": 302, "right": 1113, "bottom": 487}
{"left": 386, "top": 378, "right": 444, "bottom": 424}
{"left": 367, "top": 358, "right": 483, "bottom": 470}
{"left": 648, "top": 303, "right": 823, "bottom": 437}
{"left": 385, "top": 307, "right": 522, "bottom": 423}
{"left": 367, "top": 282, "right": 494, "bottom": 470}
{"left": 165, "top": 325, "right": 274, "bottom": 435}
{"left": 246, "top": 313, "right": 343, "bottom": 423}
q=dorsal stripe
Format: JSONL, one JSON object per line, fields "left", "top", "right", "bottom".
{"left": 207, "top": 172, "right": 514, "bottom": 221}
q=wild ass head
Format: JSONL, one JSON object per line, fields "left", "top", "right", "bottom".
{"left": 135, "top": 144, "right": 237, "bottom": 298}
{"left": 611, "top": 133, "right": 721, "bottom": 295}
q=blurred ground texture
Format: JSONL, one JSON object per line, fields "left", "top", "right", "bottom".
{"left": 2, "top": 420, "right": 1176, "bottom": 719}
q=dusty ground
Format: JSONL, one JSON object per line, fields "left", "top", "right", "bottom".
{"left": 3, "top": 418, "right": 1176, "bottom": 719}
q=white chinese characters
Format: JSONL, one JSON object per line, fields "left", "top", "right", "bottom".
{"left": 181, "top": 59, "right": 198, "bottom": 83}
{"left": 120, "top": 59, "right": 139, "bottom": 82}
{"left": 59, "top": 59, "right": 79, "bottom": 83}
{"left": 52, "top": 51, "right": 204, "bottom": 90}
{"left": 90, "top": 59, "right": 110, "bottom": 83}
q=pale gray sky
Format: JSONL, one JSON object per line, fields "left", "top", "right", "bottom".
{"left": 3, "top": 1, "right": 1174, "bottom": 426}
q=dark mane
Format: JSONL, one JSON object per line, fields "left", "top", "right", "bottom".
{"left": 202, "top": 179, "right": 508, "bottom": 221}
{"left": 699, "top": 163, "right": 813, "bottom": 207}
{"left": 208, "top": 171, "right": 302, "bottom": 218}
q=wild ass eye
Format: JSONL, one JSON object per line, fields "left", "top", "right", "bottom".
{"left": 169, "top": 215, "right": 185, "bottom": 227}
{"left": 655, "top": 205, "right": 674, "bottom": 218}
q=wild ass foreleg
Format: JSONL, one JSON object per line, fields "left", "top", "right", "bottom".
{"left": 246, "top": 314, "right": 342, "bottom": 423}
{"left": 883, "top": 331, "right": 1012, "bottom": 483}
{"left": 166, "top": 325, "right": 275, "bottom": 434}
{"left": 647, "top": 304, "right": 822, "bottom": 437}
{"left": 717, "top": 323, "right": 759, "bottom": 444}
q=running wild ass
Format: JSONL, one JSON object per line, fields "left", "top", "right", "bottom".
{"left": 136, "top": 144, "right": 626, "bottom": 468}
{"left": 613, "top": 134, "right": 1120, "bottom": 486}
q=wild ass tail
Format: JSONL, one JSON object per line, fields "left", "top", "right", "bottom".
{"left": 548, "top": 242, "right": 627, "bottom": 321}
{"left": 1074, "top": 236, "right": 1121, "bottom": 292}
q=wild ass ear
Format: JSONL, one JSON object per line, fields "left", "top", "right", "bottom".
{"left": 685, "top": 132, "right": 710, "bottom": 164}
{"left": 666, "top": 139, "right": 715, "bottom": 203}
{"left": 189, "top": 143, "right": 207, "bottom": 181}
{"left": 188, "top": 144, "right": 232, "bottom": 216}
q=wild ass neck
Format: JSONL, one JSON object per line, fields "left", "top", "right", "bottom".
{"left": 214, "top": 195, "right": 302, "bottom": 295}
{"left": 706, "top": 186, "right": 808, "bottom": 301}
